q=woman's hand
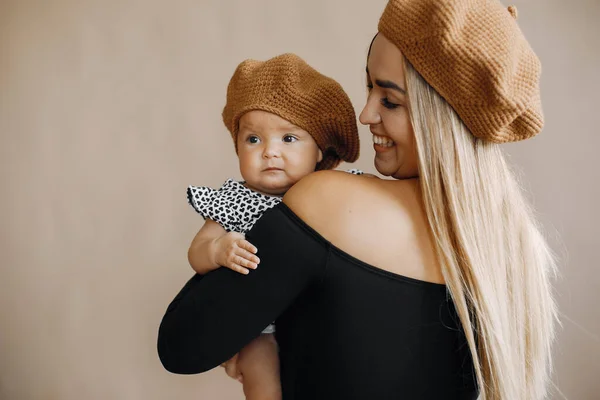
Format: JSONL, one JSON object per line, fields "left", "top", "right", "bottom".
{"left": 214, "top": 232, "right": 260, "bottom": 275}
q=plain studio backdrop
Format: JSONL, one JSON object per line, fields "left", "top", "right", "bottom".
{"left": 1, "top": 0, "right": 598, "bottom": 399}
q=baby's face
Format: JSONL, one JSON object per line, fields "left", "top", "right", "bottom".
{"left": 236, "top": 110, "right": 323, "bottom": 196}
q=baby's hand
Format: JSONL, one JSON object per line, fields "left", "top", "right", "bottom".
{"left": 214, "top": 232, "right": 260, "bottom": 275}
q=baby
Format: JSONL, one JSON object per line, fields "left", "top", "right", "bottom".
{"left": 186, "top": 53, "right": 361, "bottom": 400}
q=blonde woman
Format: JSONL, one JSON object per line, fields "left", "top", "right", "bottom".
{"left": 158, "top": 1, "right": 557, "bottom": 398}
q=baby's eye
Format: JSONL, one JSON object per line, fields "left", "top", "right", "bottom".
{"left": 283, "top": 135, "right": 298, "bottom": 143}
{"left": 367, "top": 83, "right": 373, "bottom": 92}
{"left": 247, "top": 135, "right": 260, "bottom": 144}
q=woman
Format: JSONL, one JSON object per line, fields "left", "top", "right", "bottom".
{"left": 158, "top": 1, "right": 557, "bottom": 399}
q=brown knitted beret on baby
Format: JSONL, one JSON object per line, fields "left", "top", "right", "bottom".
{"left": 378, "top": 0, "right": 543, "bottom": 143}
{"left": 222, "top": 53, "right": 360, "bottom": 170}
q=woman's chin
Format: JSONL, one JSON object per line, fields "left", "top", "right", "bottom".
{"left": 373, "top": 159, "right": 395, "bottom": 177}
{"left": 374, "top": 160, "right": 418, "bottom": 180}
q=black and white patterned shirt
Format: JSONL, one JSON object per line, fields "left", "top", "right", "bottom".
{"left": 187, "top": 169, "right": 363, "bottom": 234}
{"left": 187, "top": 179, "right": 282, "bottom": 234}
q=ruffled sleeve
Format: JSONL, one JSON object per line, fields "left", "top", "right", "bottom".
{"left": 187, "top": 185, "right": 217, "bottom": 217}
{"left": 187, "top": 180, "right": 242, "bottom": 232}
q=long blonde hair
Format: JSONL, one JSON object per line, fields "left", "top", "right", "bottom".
{"left": 403, "top": 59, "right": 558, "bottom": 399}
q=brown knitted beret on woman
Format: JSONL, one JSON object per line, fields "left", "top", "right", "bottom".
{"left": 378, "top": 0, "right": 543, "bottom": 143}
{"left": 222, "top": 53, "right": 360, "bottom": 170}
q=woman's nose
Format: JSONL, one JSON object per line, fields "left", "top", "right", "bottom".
{"left": 359, "top": 95, "right": 381, "bottom": 126}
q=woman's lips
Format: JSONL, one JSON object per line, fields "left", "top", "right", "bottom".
{"left": 373, "top": 143, "right": 395, "bottom": 152}
{"left": 372, "top": 134, "right": 395, "bottom": 152}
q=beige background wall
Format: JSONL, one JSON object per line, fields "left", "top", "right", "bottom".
{"left": 1, "top": 0, "right": 598, "bottom": 399}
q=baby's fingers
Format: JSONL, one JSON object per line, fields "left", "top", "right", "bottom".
{"left": 237, "top": 239, "right": 259, "bottom": 256}
{"left": 235, "top": 248, "right": 259, "bottom": 269}
{"left": 226, "top": 259, "right": 250, "bottom": 275}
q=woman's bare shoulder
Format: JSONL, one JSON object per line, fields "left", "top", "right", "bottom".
{"left": 283, "top": 171, "right": 419, "bottom": 236}
{"left": 284, "top": 172, "right": 442, "bottom": 282}
{"left": 284, "top": 170, "right": 379, "bottom": 214}
{"left": 283, "top": 172, "right": 441, "bottom": 282}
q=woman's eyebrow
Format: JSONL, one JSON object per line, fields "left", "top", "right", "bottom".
{"left": 375, "top": 79, "right": 406, "bottom": 95}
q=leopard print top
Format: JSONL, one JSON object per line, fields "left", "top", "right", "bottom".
{"left": 187, "top": 169, "right": 363, "bottom": 234}
{"left": 187, "top": 179, "right": 281, "bottom": 234}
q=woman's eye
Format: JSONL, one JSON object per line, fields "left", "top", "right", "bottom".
{"left": 367, "top": 83, "right": 373, "bottom": 92}
{"left": 247, "top": 135, "right": 260, "bottom": 144}
{"left": 380, "top": 97, "right": 399, "bottom": 109}
{"left": 283, "top": 135, "right": 298, "bottom": 143}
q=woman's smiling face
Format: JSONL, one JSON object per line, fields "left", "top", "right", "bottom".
{"left": 359, "top": 33, "right": 418, "bottom": 179}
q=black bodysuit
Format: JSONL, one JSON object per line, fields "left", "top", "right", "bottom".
{"left": 158, "top": 203, "right": 478, "bottom": 399}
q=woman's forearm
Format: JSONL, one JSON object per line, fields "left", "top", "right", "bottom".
{"left": 158, "top": 205, "right": 327, "bottom": 374}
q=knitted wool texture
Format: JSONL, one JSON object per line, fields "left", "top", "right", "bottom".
{"left": 378, "top": 0, "right": 544, "bottom": 143}
{"left": 222, "top": 53, "right": 360, "bottom": 170}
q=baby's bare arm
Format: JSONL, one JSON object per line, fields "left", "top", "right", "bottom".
{"left": 188, "top": 219, "right": 260, "bottom": 275}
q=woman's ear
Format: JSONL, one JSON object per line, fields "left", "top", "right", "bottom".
{"left": 317, "top": 149, "right": 323, "bottom": 163}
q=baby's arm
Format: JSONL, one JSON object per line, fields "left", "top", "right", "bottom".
{"left": 188, "top": 219, "right": 260, "bottom": 275}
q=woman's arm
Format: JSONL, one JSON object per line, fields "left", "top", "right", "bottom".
{"left": 188, "top": 219, "right": 260, "bottom": 275}
{"left": 158, "top": 205, "right": 328, "bottom": 374}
